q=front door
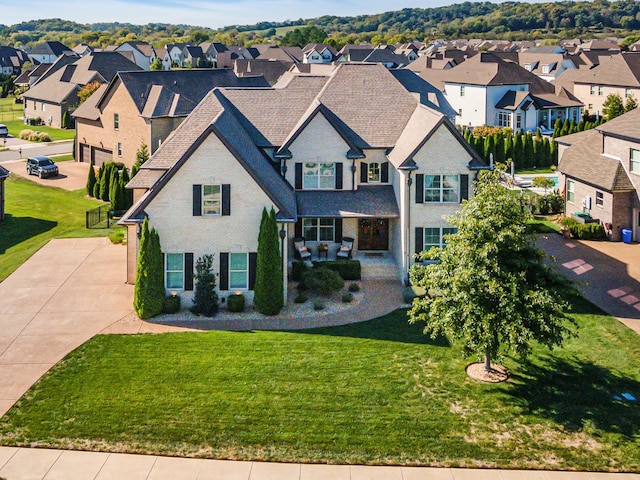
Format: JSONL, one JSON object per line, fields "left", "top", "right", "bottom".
{"left": 358, "top": 218, "right": 389, "bottom": 250}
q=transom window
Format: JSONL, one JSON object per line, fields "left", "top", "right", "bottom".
{"left": 303, "top": 218, "right": 335, "bottom": 242}
{"left": 368, "top": 162, "right": 381, "bottom": 182}
{"left": 229, "top": 253, "right": 248, "bottom": 290}
{"left": 497, "top": 111, "right": 511, "bottom": 128}
{"left": 567, "top": 180, "right": 575, "bottom": 203}
{"left": 165, "top": 253, "right": 184, "bottom": 290}
{"left": 424, "top": 175, "right": 460, "bottom": 203}
{"left": 202, "top": 185, "right": 221, "bottom": 215}
{"left": 303, "top": 163, "right": 335, "bottom": 189}
{"left": 631, "top": 149, "right": 640, "bottom": 174}
{"left": 423, "top": 227, "right": 457, "bottom": 251}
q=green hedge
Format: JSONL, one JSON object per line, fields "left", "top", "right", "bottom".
{"left": 227, "top": 293, "right": 245, "bottom": 313}
{"left": 291, "top": 261, "right": 308, "bottom": 282}
{"left": 561, "top": 217, "right": 606, "bottom": 240}
{"left": 312, "top": 260, "right": 361, "bottom": 280}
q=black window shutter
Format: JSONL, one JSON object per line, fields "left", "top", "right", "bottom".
{"left": 222, "top": 184, "right": 231, "bottom": 216}
{"left": 335, "top": 162, "right": 343, "bottom": 189}
{"left": 295, "top": 219, "right": 302, "bottom": 238}
{"left": 193, "top": 185, "right": 202, "bottom": 216}
{"left": 334, "top": 218, "right": 343, "bottom": 243}
{"left": 360, "top": 162, "right": 368, "bottom": 183}
{"left": 184, "top": 253, "right": 194, "bottom": 291}
{"left": 295, "top": 163, "right": 302, "bottom": 189}
{"left": 162, "top": 253, "right": 165, "bottom": 286}
{"left": 248, "top": 252, "right": 258, "bottom": 290}
{"left": 460, "top": 174, "right": 469, "bottom": 202}
{"left": 381, "top": 162, "right": 389, "bottom": 183}
{"left": 415, "top": 174, "right": 424, "bottom": 204}
{"left": 219, "top": 252, "right": 229, "bottom": 290}
{"left": 415, "top": 228, "right": 423, "bottom": 255}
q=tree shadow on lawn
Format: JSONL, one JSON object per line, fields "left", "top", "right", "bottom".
{"left": 294, "top": 310, "right": 451, "bottom": 347}
{"left": 0, "top": 214, "right": 57, "bottom": 254}
{"left": 505, "top": 355, "right": 640, "bottom": 436}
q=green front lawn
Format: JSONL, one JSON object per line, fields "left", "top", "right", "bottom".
{"left": 2, "top": 300, "right": 640, "bottom": 471}
{"left": 0, "top": 98, "right": 76, "bottom": 141}
{"left": 0, "top": 176, "right": 112, "bottom": 282}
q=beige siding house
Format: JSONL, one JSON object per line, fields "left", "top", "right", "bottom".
{"left": 120, "top": 63, "right": 486, "bottom": 306}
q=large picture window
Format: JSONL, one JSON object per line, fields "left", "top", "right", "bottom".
{"left": 303, "top": 218, "right": 335, "bottom": 242}
{"left": 497, "top": 111, "right": 511, "bottom": 128}
{"left": 424, "top": 175, "right": 460, "bottom": 203}
{"left": 423, "top": 227, "right": 457, "bottom": 250}
{"left": 165, "top": 253, "right": 184, "bottom": 290}
{"left": 303, "top": 163, "right": 335, "bottom": 189}
{"left": 203, "top": 185, "right": 221, "bottom": 215}
{"left": 229, "top": 253, "right": 248, "bottom": 290}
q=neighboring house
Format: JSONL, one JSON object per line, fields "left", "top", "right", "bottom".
{"left": 0, "top": 46, "right": 29, "bottom": 75}
{"left": 490, "top": 52, "right": 578, "bottom": 82}
{"left": 255, "top": 45, "right": 302, "bottom": 63}
{"left": 234, "top": 59, "right": 293, "bottom": 84}
{"left": 302, "top": 44, "right": 338, "bottom": 64}
{"left": 120, "top": 63, "right": 486, "bottom": 306}
{"left": 72, "top": 44, "right": 94, "bottom": 56}
{"left": 22, "top": 52, "right": 141, "bottom": 129}
{"left": 28, "top": 41, "right": 73, "bottom": 64}
{"left": 199, "top": 42, "right": 228, "bottom": 67}
{"left": 13, "top": 63, "right": 52, "bottom": 89}
{"left": 163, "top": 44, "right": 188, "bottom": 70}
{"left": 180, "top": 45, "right": 206, "bottom": 68}
{"left": 216, "top": 46, "right": 255, "bottom": 69}
{"left": 552, "top": 52, "right": 640, "bottom": 117}
{"left": 557, "top": 107, "right": 640, "bottom": 241}
{"left": 73, "top": 69, "right": 269, "bottom": 167}
{"left": 421, "top": 52, "right": 583, "bottom": 131}
{"left": 116, "top": 42, "right": 156, "bottom": 70}
{"left": 344, "top": 48, "right": 411, "bottom": 68}
{"left": 0, "top": 165, "right": 8, "bottom": 222}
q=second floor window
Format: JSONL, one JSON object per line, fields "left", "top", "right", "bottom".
{"left": 590, "top": 85, "right": 596, "bottom": 95}
{"left": 368, "top": 162, "right": 381, "bottom": 182}
{"left": 425, "top": 175, "right": 459, "bottom": 203}
{"left": 598, "top": 86, "right": 604, "bottom": 96}
{"left": 460, "top": 86, "right": 465, "bottom": 96}
{"left": 626, "top": 88, "right": 632, "bottom": 98}
{"left": 567, "top": 180, "right": 575, "bottom": 202}
{"left": 303, "top": 163, "right": 335, "bottom": 189}
{"left": 202, "top": 184, "right": 221, "bottom": 215}
{"left": 114, "top": 113, "right": 119, "bottom": 130}
{"left": 631, "top": 149, "right": 640, "bottom": 174}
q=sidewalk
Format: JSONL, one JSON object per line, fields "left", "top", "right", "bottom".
{"left": 1, "top": 447, "right": 638, "bottom": 480}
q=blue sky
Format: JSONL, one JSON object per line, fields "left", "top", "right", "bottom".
{"left": 3, "top": 0, "right": 475, "bottom": 29}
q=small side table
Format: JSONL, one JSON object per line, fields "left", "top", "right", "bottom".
{"left": 317, "top": 243, "right": 328, "bottom": 260}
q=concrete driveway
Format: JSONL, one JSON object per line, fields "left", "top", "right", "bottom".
{"left": 0, "top": 238, "right": 133, "bottom": 417}
{"left": 538, "top": 233, "right": 640, "bottom": 334}
{"left": 2, "top": 158, "right": 89, "bottom": 191}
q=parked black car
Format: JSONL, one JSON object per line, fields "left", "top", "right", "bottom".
{"left": 0, "top": 124, "right": 8, "bottom": 137}
{"left": 26, "top": 156, "right": 58, "bottom": 178}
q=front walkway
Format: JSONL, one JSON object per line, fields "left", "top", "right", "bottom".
{"left": 2, "top": 447, "right": 638, "bottom": 480}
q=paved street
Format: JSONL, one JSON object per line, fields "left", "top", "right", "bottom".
{"left": 0, "top": 140, "right": 72, "bottom": 164}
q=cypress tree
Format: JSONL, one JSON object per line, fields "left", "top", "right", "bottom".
{"left": 131, "top": 163, "right": 139, "bottom": 179}
{"left": 191, "top": 254, "right": 218, "bottom": 317}
{"left": 99, "top": 163, "right": 111, "bottom": 201}
{"left": 552, "top": 118, "right": 562, "bottom": 138}
{"left": 133, "top": 218, "right": 164, "bottom": 319}
{"left": 254, "top": 207, "right": 284, "bottom": 315}
{"left": 513, "top": 131, "right": 524, "bottom": 170}
{"left": 542, "top": 137, "right": 551, "bottom": 168}
{"left": 523, "top": 132, "right": 534, "bottom": 169}
{"left": 109, "top": 168, "right": 119, "bottom": 207}
{"left": 86, "top": 163, "right": 96, "bottom": 197}
{"left": 504, "top": 135, "right": 513, "bottom": 165}
{"left": 494, "top": 133, "right": 505, "bottom": 164}
{"left": 92, "top": 177, "right": 101, "bottom": 198}
{"left": 550, "top": 139, "right": 558, "bottom": 166}
{"left": 560, "top": 118, "right": 570, "bottom": 137}
{"left": 484, "top": 134, "right": 495, "bottom": 163}
{"left": 135, "top": 142, "right": 150, "bottom": 169}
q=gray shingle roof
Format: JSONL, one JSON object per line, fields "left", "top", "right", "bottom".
{"left": 389, "top": 69, "right": 457, "bottom": 120}
{"left": 0, "top": 165, "right": 9, "bottom": 179}
{"left": 596, "top": 106, "right": 640, "bottom": 141}
{"left": 568, "top": 52, "right": 640, "bottom": 88}
{"left": 559, "top": 129, "right": 635, "bottom": 191}
{"left": 72, "top": 84, "right": 107, "bottom": 120}
{"left": 29, "top": 41, "right": 72, "bottom": 56}
{"left": 296, "top": 186, "right": 399, "bottom": 218}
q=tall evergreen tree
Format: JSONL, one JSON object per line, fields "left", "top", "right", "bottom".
{"left": 254, "top": 207, "right": 284, "bottom": 315}
{"left": 504, "top": 135, "right": 514, "bottom": 165}
{"left": 86, "top": 163, "right": 96, "bottom": 197}
{"left": 552, "top": 118, "right": 562, "bottom": 138}
{"left": 134, "top": 142, "right": 150, "bottom": 170}
{"left": 99, "top": 163, "right": 112, "bottom": 201}
{"left": 484, "top": 134, "right": 495, "bottom": 163}
{"left": 133, "top": 218, "right": 164, "bottom": 319}
{"left": 513, "top": 131, "right": 524, "bottom": 170}
{"left": 542, "top": 137, "right": 551, "bottom": 168}
{"left": 191, "top": 254, "right": 219, "bottom": 317}
{"left": 560, "top": 118, "right": 570, "bottom": 137}
{"left": 550, "top": 139, "right": 558, "bottom": 165}
{"left": 494, "top": 133, "right": 505, "bottom": 164}
{"left": 523, "top": 132, "right": 534, "bottom": 169}
{"left": 625, "top": 95, "right": 638, "bottom": 112}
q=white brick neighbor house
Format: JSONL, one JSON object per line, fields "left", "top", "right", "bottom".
{"left": 120, "top": 63, "right": 486, "bottom": 305}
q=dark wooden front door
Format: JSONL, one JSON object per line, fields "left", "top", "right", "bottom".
{"left": 358, "top": 218, "right": 389, "bottom": 250}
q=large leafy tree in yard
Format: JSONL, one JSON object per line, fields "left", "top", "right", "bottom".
{"left": 134, "top": 218, "right": 164, "bottom": 319}
{"left": 254, "top": 207, "right": 284, "bottom": 315}
{"left": 409, "top": 170, "right": 576, "bottom": 374}
{"left": 602, "top": 93, "right": 625, "bottom": 121}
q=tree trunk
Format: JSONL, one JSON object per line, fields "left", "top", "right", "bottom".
{"left": 484, "top": 349, "right": 491, "bottom": 372}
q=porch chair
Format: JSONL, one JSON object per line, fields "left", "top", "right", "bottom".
{"left": 293, "top": 237, "right": 312, "bottom": 261}
{"left": 336, "top": 237, "right": 354, "bottom": 260}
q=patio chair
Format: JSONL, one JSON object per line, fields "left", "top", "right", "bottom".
{"left": 336, "top": 237, "right": 354, "bottom": 260}
{"left": 293, "top": 237, "right": 312, "bottom": 261}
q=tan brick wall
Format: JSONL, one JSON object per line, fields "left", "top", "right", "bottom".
{"left": 24, "top": 99, "right": 63, "bottom": 129}
{"left": 574, "top": 84, "right": 640, "bottom": 116}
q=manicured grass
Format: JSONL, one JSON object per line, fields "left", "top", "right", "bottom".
{"left": 2, "top": 299, "right": 640, "bottom": 471}
{"left": 50, "top": 154, "right": 75, "bottom": 162}
{"left": 0, "top": 176, "right": 112, "bottom": 281}
{"left": 528, "top": 215, "right": 562, "bottom": 234}
{"left": 516, "top": 168, "right": 556, "bottom": 174}
{"left": 0, "top": 98, "right": 76, "bottom": 141}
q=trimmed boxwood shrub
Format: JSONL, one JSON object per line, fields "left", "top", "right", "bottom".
{"left": 162, "top": 295, "right": 181, "bottom": 314}
{"left": 311, "top": 260, "right": 361, "bottom": 280}
{"left": 342, "top": 292, "right": 353, "bottom": 303}
{"left": 302, "top": 267, "right": 344, "bottom": 296}
{"left": 294, "top": 293, "right": 308, "bottom": 304}
{"left": 313, "top": 300, "right": 325, "bottom": 311}
{"left": 227, "top": 293, "right": 245, "bottom": 313}
{"left": 348, "top": 282, "right": 360, "bottom": 292}
{"left": 561, "top": 217, "right": 606, "bottom": 240}
{"left": 291, "top": 261, "right": 309, "bottom": 282}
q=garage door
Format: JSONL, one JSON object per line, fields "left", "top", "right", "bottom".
{"left": 91, "top": 147, "right": 112, "bottom": 167}
{"left": 79, "top": 143, "right": 90, "bottom": 163}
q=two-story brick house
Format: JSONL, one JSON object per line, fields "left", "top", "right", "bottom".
{"left": 120, "top": 63, "right": 485, "bottom": 305}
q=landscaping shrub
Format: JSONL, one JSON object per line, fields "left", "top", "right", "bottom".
{"left": 86, "top": 164, "right": 96, "bottom": 197}
{"left": 302, "top": 267, "right": 344, "bottom": 296}
{"left": 162, "top": 295, "right": 181, "bottom": 314}
{"left": 313, "top": 300, "right": 325, "bottom": 311}
{"left": 535, "top": 191, "right": 564, "bottom": 215}
{"left": 561, "top": 217, "right": 605, "bottom": 240}
{"left": 227, "top": 293, "right": 245, "bottom": 313}
{"left": 133, "top": 219, "right": 164, "bottom": 320}
{"left": 108, "top": 228, "right": 125, "bottom": 244}
{"left": 348, "top": 282, "right": 360, "bottom": 292}
{"left": 18, "top": 129, "right": 50, "bottom": 142}
{"left": 342, "top": 292, "right": 353, "bottom": 303}
{"left": 191, "top": 254, "right": 219, "bottom": 317}
{"left": 254, "top": 207, "right": 283, "bottom": 316}
{"left": 291, "top": 261, "right": 308, "bottom": 282}
{"left": 294, "top": 293, "right": 308, "bottom": 303}
{"left": 311, "top": 260, "right": 361, "bottom": 280}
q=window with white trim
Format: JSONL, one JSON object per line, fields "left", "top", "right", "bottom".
{"left": 460, "top": 86, "right": 465, "bottom": 97}
{"left": 595, "top": 191, "right": 604, "bottom": 206}
{"left": 626, "top": 88, "right": 632, "bottom": 98}
{"left": 542, "top": 64, "right": 550, "bottom": 74}
{"left": 497, "top": 111, "right": 511, "bottom": 128}
{"left": 165, "top": 253, "right": 184, "bottom": 290}
{"left": 424, "top": 175, "right": 460, "bottom": 203}
{"left": 117, "top": 142, "right": 122, "bottom": 156}
{"left": 631, "top": 149, "right": 640, "bottom": 174}
{"left": 516, "top": 114, "right": 522, "bottom": 130}
{"left": 590, "top": 85, "right": 596, "bottom": 95}
{"left": 598, "top": 86, "right": 604, "bottom": 96}
{"left": 202, "top": 184, "right": 221, "bottom": 215}
{"left": 423, "top": 227, "right": 457, "bottom": 250}
{"left": 114, "top": 113, "right": 119, "bottom": 130}
{"left": 567, "top": 180, "right": 575, "bottom": 203}
{"left": 368, "top": 162, "right": 380, "bottom": 182}
{"left": 229, "top": 253, "right": 248, "bottom": 290}
{"left": 303, "top": 163, "right": 335, "bottom": 189}
{"left": 303, "top": 218, "right": 335, "bottom": 242}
